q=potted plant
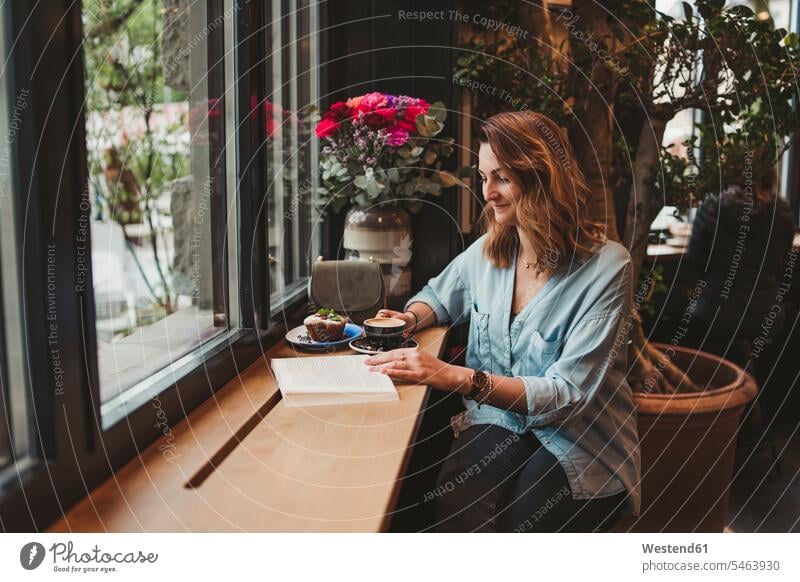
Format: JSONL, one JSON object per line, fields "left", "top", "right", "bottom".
{"left": 315, "top": 92, "right": 466, "bottom": 307}
{"left": 454, "top": 0, "right": 800, "bottom": 531}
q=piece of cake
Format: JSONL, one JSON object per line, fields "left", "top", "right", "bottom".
{"left": 303, "top": 308, "right": 347, "bottom": 342}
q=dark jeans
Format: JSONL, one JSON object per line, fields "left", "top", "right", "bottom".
{"left": 432, "top": 424, "right": 626, "bottom": 532}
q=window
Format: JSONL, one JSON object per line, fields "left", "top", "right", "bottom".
{"left": 265, "top": 0, "right": 320, "bottom": 309}
{"left": 0, "top": 0, "right": 319, "bottom": 531}
{"left": 0, "top": 17, "right": 29, "bottom": 470}
{"left": 81, "top": 0, "right": 233, "bottom": 422}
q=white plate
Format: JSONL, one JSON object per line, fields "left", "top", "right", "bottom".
{"left": 285, "top": 323, "right": 363, "bottom": 350}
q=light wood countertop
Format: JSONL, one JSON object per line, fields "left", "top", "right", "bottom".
{"left": 49, "top": 326, "right": 449, "bottom": 532}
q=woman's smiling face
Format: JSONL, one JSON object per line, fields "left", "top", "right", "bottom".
{"left": 478, "top": 142, "right": 521, "bottom": 227}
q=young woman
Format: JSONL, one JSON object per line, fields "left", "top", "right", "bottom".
{"left": 365, "top": 111, "right": 641, "bottom": 532}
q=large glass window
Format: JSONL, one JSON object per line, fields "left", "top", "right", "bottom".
{"left": 0, "top": 30, "right": 26, "bottom": 471}
{"left": 0, "top": 3, "right": 29, "bottom": 472}
{"left": 0, "top": 0, "right": 323, "bottom": 530}
{"left": 266, "top": 0, "right": 320, "bottom": 309}
{"left": 82, "top": 0, "right": 230, "bottom": 417}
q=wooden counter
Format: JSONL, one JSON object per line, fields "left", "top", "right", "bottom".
{"left": 49, "top": 326, "right": 449, "bottom": 532}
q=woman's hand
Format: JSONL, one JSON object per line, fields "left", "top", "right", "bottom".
{"left": 364, "top": 348, "right": 472, "bottom": 393}
{"left": 374, "top": 308, "right": 415, "bottom": 338}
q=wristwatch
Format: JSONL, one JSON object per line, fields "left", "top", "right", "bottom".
{"left": 465, "top": 370, "right": 493, "bottom": 406}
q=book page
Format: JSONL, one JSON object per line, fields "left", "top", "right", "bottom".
{"left": 270, "top": 354, "right": 396, "bottom": 395}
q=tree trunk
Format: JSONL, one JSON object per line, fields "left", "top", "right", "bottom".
{"left": 535, "top": 0, "right": 697, "bottom": 394}
{"left": 622, "top": 116, "right": 700, "bottom": 393}
{"left": 624, "top": 117, "right": 667, "bottom": 286}
{"left": 567, "top": 0, "right": 621, "bottom": 242}
{"left": 518, "top": 0, "right": 564, "bottom": 76}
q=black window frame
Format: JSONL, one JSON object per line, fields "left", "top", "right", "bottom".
{"left": 0, "top": 0, "right": 311, "bottom": 532}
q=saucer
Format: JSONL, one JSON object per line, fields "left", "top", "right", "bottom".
{"left": 285, "top": 323, "right": 364, "bottom": 350}
{"left": 349, "top": 336, "right": 419, "bottom": 355}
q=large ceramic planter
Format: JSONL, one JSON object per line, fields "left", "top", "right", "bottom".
{"left": 343, "top": 204, "right": 412, "bottom": 310}
{"left": 615, "top": 344, "right": 758, "bottom": 532}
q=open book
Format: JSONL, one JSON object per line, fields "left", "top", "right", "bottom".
{"left": 270, "top": 354, "right": 399, "bottom": 407}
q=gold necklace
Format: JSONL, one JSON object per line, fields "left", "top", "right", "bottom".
{"left": 517, "top": 244, "right": 537, "bottom": 270}
{"left": 518, "top": 251, "right": 536, "bottom": 270}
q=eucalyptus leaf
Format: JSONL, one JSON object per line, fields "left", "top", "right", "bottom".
{"left": 405, "top": 199, "right": 423, "bottom": 213}
{"left": 681, "top": 1, "right": 692, "bottom": 21}
{"left": 425, "top": 117, "right": 443, "bottom": 135}
{"left": 428, "top": 101, "right": 447, "bottom": 123}
{"left": 433, "top": 172, "right": 458, "bottom": 187}
{"left": 415, "top": 116, "right": 428, "bottom": 136}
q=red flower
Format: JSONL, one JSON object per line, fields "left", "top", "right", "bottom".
{"left": 323, "top": 101, "right": 352, "bottom": 121}
{"left": 363, "top": 107, "right": 396, "bottom": 129}
{"left": 315, "top": 118, "right": 340, "bottom": 138}
{"left": 404, "top": 103, "right": 430, "bottom": 121}
{"left": 263, "top": 102, "right": 278, "bottom": 137}
{"left": 393, "top": 118, "right": 417, "bottom": 133}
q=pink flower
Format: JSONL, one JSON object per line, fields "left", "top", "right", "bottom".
{"left": 346, "top": 95, "right": 364, "bottom": 109}
{"left": 386, "top": 128, "right": 409, "bottom": 147}
{"left": 356, "top": 92, "right": 389, "bottom": 112}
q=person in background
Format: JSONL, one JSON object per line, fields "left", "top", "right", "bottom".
{"left": 683, "top": 167, "right": 795, "bottom": 369}
{"left": 365, "top": 111, "right": 640, "bottom": 532}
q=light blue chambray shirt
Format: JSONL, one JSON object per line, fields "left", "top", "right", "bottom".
{"left": 405, "top": 234, "right": 642, "bottom": 516}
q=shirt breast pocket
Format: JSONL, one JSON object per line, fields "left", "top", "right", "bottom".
{"left": 530, "top": 329, "right": 563, "bottom": 374}
{"left": 467, "top": 304, "right": 492, "bottom": 372}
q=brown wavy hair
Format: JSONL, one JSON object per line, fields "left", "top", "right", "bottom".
{"left": 478, "top": 111, "right": 606, "bottom": 273}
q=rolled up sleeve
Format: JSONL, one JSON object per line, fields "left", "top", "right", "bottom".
{"left": 519, "top": 309, "right": 629, "bottom": 428}
{"left": 404, "top": 254, "right": 470, "bottom": 325}
{"left": 519, "top": 257, "right": 633, "bottom": 428}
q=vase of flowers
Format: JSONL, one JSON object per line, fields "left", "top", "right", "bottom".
{"left": 315, "top": 92, "right": 464, "bottom": 308}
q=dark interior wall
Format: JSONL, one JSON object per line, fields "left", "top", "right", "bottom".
{"left": 318, "top": 3, "right": 471, "bottom": 530}
{"left": 320, "top": 0, "right": 468, "bottom": 291}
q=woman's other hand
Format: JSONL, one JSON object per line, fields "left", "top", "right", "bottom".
{"left": 364, "top": 348, "right": 471, "bottom": 393}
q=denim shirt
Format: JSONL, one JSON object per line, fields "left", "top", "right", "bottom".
{"left": 405, "top": 235, "right": 642, "bottom": 516}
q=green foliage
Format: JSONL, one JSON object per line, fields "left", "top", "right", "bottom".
{"left": 631, "top": 0, "right": 800, "bottom": 204}
{"left": 625, "top": 0, "right": 797, "bottom": 210}
{"left": 453, "top": 38, "right": 571, "bottom": 126}
{"left": 638, "top": 264, "right": 668, "bottom": 321}
{"left": 84, "top": 0, "right": 189, "bottom": 192}
{"left": 454, "top": 0, "right": 800, "bottom": 209}
{"left": 317, "top": 102, "right": 464, "bottom": 214}
{"left": 83, "top": 0, "right": 193, "bottom": 314}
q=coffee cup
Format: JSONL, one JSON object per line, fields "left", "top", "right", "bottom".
{"left": 363, "top": 317, "right": 407, "bottom": 350}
